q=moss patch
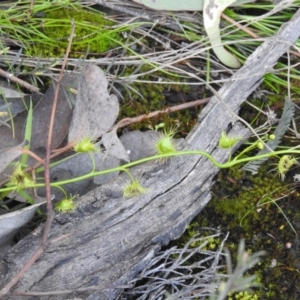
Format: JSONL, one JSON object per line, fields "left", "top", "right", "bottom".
{"left": 176, "top": 163, "right": 300, "bottom": 299}
{"left": 27, "top": 6, "right": 122, "bottom": 58}
{"left": 118, "top": 65, "right": 198, "bottom": 135}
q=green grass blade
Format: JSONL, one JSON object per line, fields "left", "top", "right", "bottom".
{"left": 21, "top": 99, "right": 33, "bottom": 167}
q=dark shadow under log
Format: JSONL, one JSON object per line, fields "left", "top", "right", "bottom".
{"left": 1, "top": 8, "right": 300, "bottom": 300}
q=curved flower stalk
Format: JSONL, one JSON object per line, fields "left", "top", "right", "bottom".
{"left": 3, "top": 146, "right": 300, "bottom": 195}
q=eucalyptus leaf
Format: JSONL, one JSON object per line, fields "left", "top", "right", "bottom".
{"left": 102, "top": 129, "right": 130, "bottom": 162}
{"left": 31, "top": 74, "right": 76, "bottom": 150}
{"left": 132, "top": 0, "right": 203, "bottom": 10}
{"left": 0, "top": 202, "right": 45, "bottom": 245}
{"left": 0, "top": 142, "right": 24, "bottom": 175}
{"left": 68, "top": 65, "right": 119, "bottom": 143}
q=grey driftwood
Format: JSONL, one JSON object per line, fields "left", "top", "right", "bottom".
{"left": 0, "top": 7, "right": 300, "bottom": 300}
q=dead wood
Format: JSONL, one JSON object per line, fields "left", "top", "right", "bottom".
{"left": 0, "top": 8, "right": 300, "bottom": 300}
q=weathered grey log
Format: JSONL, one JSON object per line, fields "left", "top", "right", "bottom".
{"left": 1, "top": 7, "right": 300, "bottom": 300}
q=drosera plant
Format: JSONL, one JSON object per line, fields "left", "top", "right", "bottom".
{"left": 1, "top": 3, "right": 298, "bottom": 296}
{"left": 153, "top": 125, "right": 178, "bottom": 157}
{"left": 1, "top": 87, "right": 300, "bottom": 203}
{"left": 73, "top": 136, "right": 98, "bottom": 153}
{"left": 9, "top": 163, "right": 33, "bottom": 188}
{"left": 3, "top": 125, "right": 300, "bottom": 206}
{"left": 2, "top": 100, "right": 36, "bottom": 204}
{"left": 55, "top": 194, "right": 77, "bottom": 213}
{"left": 1, "top": 80, "right": 299, "bottom": 297}
{"left": 218, "top": 131, "right": 241, "bottom": 150}
{"left": 276, "top": 154, "right": 298, "bottom": 181}
{"left": 0, "top": 74, "right": 298, "bottom": 208}
{"left": 123, "top": 177, "right": 149, "bottom": 198}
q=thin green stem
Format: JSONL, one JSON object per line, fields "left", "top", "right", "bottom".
{"left": 3, "top": 147, "right": 300, "bottom": 193}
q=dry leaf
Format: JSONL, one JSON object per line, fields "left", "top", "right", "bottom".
{"left": 68, "top": 65, "right": 119, "bottom": 142}
{"left": 102, "top": 129, "right": 130, "bottom": 162}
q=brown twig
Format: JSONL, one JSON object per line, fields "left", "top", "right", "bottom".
{"left": 221, "top": 13, "right": 258, "bottom": 39}
{"left": 0, "top": 20, "right": 76, "bottom": 298}
{"left": 114, "top": 97, "right": 210, "bottom": 130}
{"left": 0, "top": 68, "right": 40, "bottom": 94}
{"left": 44, "top": 19, "right": 75, "bottom": 212}
{"left": 17, "top": 148, "right": 44, "bottom": 164}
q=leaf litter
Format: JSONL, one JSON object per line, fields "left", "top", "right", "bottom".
{"left": 0, "top": 64, "right": 130, "bottom": 248}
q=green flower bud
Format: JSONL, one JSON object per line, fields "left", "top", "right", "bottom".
{"left": 269, "top": 134, "right": 276, "bottom": 140}
{"left": 257, "top": 141, "right": 264, "bottom": 150}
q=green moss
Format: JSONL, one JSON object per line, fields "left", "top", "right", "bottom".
{"left": 178, "top": 223, "right": 221, "bottom": 249}
{"left": 27, "top": 6, "right": 123, "bottom": 58}
{"left": 209, "top": 165, "right": 291, "bottom": 234}
{"left": 228, "top": 291, "right": 259, "bottom": 300}
{"left": 189, "top": 163, "right": 300, "bottom": 299}
{"left": 118, "top": 65, "right": 195, "bottom": 135}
